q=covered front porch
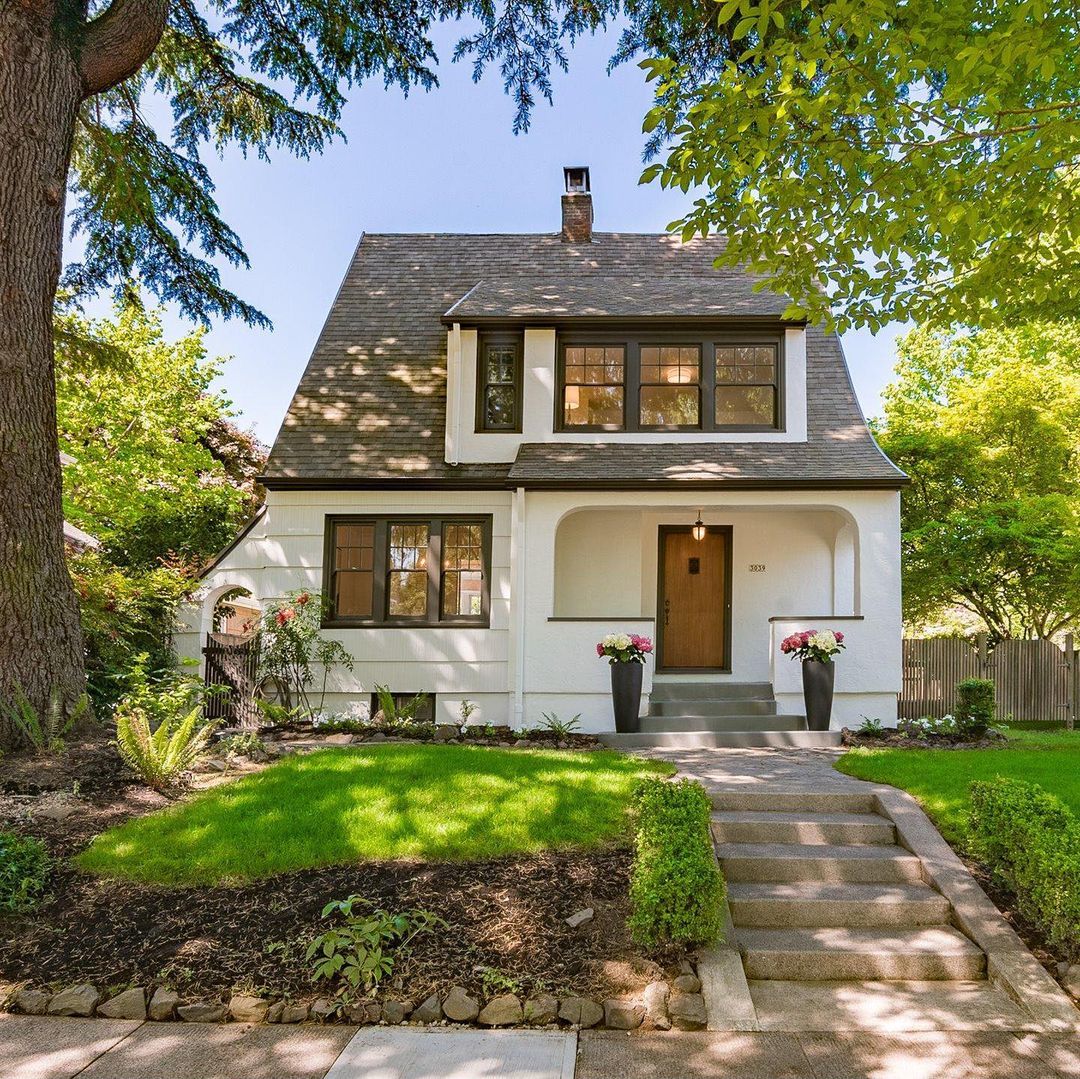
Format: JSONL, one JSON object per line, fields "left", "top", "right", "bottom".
{"left": 512, "top": 490, "right": 901, "bottom": 736}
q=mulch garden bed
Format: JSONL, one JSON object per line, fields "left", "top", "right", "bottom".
{"left": 840, "top": 727, "right": 1007, "bottom": 750}
{"left": 0, "top": 734, "right": 670, "bottom": 1008}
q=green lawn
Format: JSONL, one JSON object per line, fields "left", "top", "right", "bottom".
{"left": 79, "top": 744, "right": 673, "bottom": 887}
{"left": 835, "top": 728, "right": 1080, "bottom": 846}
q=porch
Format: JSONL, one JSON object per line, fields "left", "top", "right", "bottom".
{"left": 515, "top": 490, "right": 901, "bottom": 739}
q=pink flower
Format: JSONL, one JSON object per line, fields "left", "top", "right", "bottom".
{"left": 596, "top": 642, "right": 604, "bottom": 657}
{"left": 275, "top": 607, "right": 297, "bottom": 626}
{"left": 296, "top": 592, "right": 311, "bottom": 606}
{"left": 834, "top": 631, "right": 845, "bottom": 643}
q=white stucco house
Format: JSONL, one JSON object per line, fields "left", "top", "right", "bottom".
{"left": 176, "top": 169, "right": 906, "bottom": 747}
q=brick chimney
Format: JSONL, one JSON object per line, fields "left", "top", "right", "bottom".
{"left": 561, "top": 166, "right": 592, "bottom": 242}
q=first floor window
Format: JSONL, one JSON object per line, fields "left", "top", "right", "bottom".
{"left": 325, "top": 516, "right": 491, "bottom": 626}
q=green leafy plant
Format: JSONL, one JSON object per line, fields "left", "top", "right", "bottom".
{"left": 220, "top": 732, "right": 265, "bottom": 758}
{"left": 856, "top": 717, "right": 886, "bottom": 737}
{"left": 969, "top": 779, "right": 1080, "bottom": 959}
{"left": 254, "top": 699, "right": 307, "bottom": 726}
{"left": 480, "top": 967, "right": 521, "bottom": 996}
{"left": 255, "top": 592, "right": 354, "bottom": 714}
{"left": 113, "top": 657, "right": 216, "bottom": 789}
{"left": 1, "top": 685, "right": 89, "bottom": 754}
{"left": 0, "top": 831, "right": 50, "bottom": 912}
{"left": 459, "top": 699, "right": 477, "bottom": 726}
{"left": 538, "top": 712, "right": 582, "bottom": 738}
{"left": 372, "top": 685, "right": 430, "bottom": 730}
{"left": 628, "top": 777, "right": 725, "bottom": 950}
{"left": 306, "top": 895, "right": 445, "bottom": 995}
{"left": 955, "top": 679, "right": 995, "bottom": 734}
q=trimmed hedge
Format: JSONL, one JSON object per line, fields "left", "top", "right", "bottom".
{"left": 969, "top": 778, "right": 1080, "bottom": 957}
{"left": 955, "top": 678, "right": 995, "bottom": 730}
{"left": 627, "top": 777, "right": 725, "bottom": 950}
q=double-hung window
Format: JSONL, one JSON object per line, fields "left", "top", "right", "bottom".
{"left": 557, "top": 332, "right": 782, "bottom": 432}
{"left": 477, "top": 334, "right": 522, "bottom": 431}
{"left": 325, "top": 516, "right": 491, "bottom": 626}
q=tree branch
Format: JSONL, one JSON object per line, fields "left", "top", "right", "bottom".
{"left": 79, "top": 0, "right": 170, "bottom": 99}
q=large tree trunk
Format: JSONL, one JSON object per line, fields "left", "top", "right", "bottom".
{"left": 0, "top": 7, "right": 87, "bottom": 740}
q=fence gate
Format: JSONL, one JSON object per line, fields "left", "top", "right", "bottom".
{"left": 202, "top": 632, "right": 260, "bottom": 727}
{"left": 900, "top": 634, "right": 1077, "bottom": 727}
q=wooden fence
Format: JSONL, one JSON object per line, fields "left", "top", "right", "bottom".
{"left": 900, "top": 634, "right": 1078, "bottom": 727}
{"left": 203, "top": 632, "right": 261, "bottom": 727}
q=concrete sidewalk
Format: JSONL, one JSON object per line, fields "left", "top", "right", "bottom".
{"left": 6, "top": 1017, "right": 1080, "bottom": 1079}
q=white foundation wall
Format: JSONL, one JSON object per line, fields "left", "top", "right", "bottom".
{"left": 175, "top": 489, "right": 516, "bottom": 727}
{"left": 177, "top": 486, "right": 902, "bottom": 733}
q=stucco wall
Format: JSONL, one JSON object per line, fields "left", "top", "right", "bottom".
{"left": 177, "top": 486, "right": 902, "bottom": 732}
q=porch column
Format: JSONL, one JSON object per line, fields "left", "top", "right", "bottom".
{"left": 833, "top": 520, "right": 858, "bottom": 615}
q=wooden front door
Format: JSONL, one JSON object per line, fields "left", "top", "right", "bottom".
{"left": 658, "top": 527, "right": 730, "bottom": 670}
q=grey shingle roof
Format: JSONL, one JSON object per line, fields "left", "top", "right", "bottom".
{"left": 263, "top": 232, "right": 904, "bottom": 489}
{"left": 443, "top": 276, "right": 794, "bottom": 321}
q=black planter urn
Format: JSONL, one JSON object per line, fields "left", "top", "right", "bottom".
{"left": 610, "top": 662, "right": 644, "bottom": 733}
{"left": 802, "top": 659, "right": 836, "bottom": 732}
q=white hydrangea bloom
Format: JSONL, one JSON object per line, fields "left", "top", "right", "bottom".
{"left": 808, "top": 631, "right": 839, "bottom": 653}
{"left": 603, "top": 633, "right": 633, "bottom": 650}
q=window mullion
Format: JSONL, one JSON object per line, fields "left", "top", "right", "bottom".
{"left": 374, "top": 520, "right": 388, "bottom": 622}
{"left": 428, "top": 520, "right": 442, "bottom": 623}
{"left": 703, "top": 339, "right": 716, "bottom": 432}
{"left": 626, "top": 341, "right": 639, "bottom": 432}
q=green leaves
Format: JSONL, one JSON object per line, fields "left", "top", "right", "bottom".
{"left": 307, "top": 896, "right": 445, "bottom": 996}
{"left": 640, "top": 0, "right": 1080, "bottom": 330}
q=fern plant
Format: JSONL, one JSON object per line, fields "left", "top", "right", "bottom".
{"left": 372, "top": 685, "right": 430, "bottom": 730}
{"left": 115, "top": 704, "right": 215, "bottom": 790}
{"left": 1, "top": 685, "right": 88, "bottom": 753}
{"left": 538, "top": 711, "right": 581, "bottom": 739}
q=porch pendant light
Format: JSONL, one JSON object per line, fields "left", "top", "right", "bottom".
{"left": 692, "top": 513, "right": 706, "bottom": 542}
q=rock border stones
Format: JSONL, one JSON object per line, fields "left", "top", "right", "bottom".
{"left": 2, "top": 962, "right": 707, "bottom": 1034}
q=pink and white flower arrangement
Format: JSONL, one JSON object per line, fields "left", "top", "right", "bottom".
{"left": 596, "top": 632, "right": 654, "bottom": 664}
{"left": 780, "top": 629, "right": 846, "bottom": 664}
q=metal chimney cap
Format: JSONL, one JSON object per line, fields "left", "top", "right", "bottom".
{"left": 563, "top": 166, "right": 591, "bottom": 194}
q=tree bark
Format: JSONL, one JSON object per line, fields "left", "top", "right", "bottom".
{"left": 0, "top": 8, "right": 88, "bottom": 740}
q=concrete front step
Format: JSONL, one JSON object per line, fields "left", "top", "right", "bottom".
{"left": 712, "top": 810, "right": 896, "bottom": 846}
{"left": 727, "top": 881, "right": 952, "bottom": 928}
{"left": 647, "top": 699, "right": 778, "bottom": 717}
{"left": 717, "top": 842, "right": 924, "bottom": 883}
{"left": 598, "top": 730, "right": 842, "bottom": 750}
{"left": 747, "top": 979, "right": 1034, "bottom": 1032}
{"left": 711, "top": 790, "right": 878, "bottom": 814}
{"left": 641, "top": 714, "right": 805, "bottom": 734}
{"left": 649, "top": 680, "right": 773, "bottom": 702}
{"left": 737, "top": 926, "right": 987, "bottom": 981}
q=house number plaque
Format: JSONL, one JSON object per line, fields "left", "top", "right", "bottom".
{"left": 749, "top": 563, "right": 766, "bottom": 572}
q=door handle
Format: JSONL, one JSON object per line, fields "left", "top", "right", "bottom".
{"left": 664, "top": 599, "right": 670, "bottom": 627}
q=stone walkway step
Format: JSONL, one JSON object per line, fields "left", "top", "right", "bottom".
{"left": 710, "top": 790, "right": 877, "bottom": 814}
{"left": 647, "top": 698, "right": 778, "bottom": 717}
{"left": 640, "top": 714, "right": 804, "bottom": 733}
{"left": 737, "top": 926, "right": 987, "bottom": 981}
{"left": 747, "top": 979, "right": 1036, "bottom": 1033}
{"left": 599, "top": 730, "right": 843, "bottom": 749}
{"left": 649, "top": 680, "right": 773, "bottom": 701}
{"left": 717, "top": 842, "right": 924, "bottom": 883}
{"left": 728, "top": 881, "right": 952, "bottom": 928}
{"left": 712, "top": 810, "right": 896, "bottom": 846}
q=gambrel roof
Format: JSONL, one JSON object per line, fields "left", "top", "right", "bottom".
{"left": 262, "top": 233, "right": 905, "bottom": 489}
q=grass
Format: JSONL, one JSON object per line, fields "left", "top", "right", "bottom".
{"left": 835, "top": 727, "right": 1080, "bottom": 846}
{"left": 78, "top": 744, "right": 673, "bottom": 887}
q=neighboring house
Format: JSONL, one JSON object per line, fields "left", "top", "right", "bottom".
{"left": 60, "top": 452, "right": 100, "bottom": 553}
{"left": 176, "top": 169, "right": 906, "bottom": 745}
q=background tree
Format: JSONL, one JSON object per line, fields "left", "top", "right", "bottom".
{"left": 642, "top": 0, "right": 1080, "bottom": 332}
{"left": 875, "top": 322, "right": 1080, "bottom": 641}
{"left": 56, "top": 303, "right": 263, "bottom": 568}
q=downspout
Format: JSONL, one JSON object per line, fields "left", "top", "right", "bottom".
{"left": 511, "top": 486, "right": 527, "bottom": 727}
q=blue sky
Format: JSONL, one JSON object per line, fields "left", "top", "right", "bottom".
{"left": 111, "top": 23, "right": 906, "bottom": 444}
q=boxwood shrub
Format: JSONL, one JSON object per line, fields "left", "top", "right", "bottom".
{"left": 969, "top": 778, "right": 1080, "bottom": 957}
{"left": 955, "top": 678, "right": 996, "bottom": 731}
{"left": 627, "top": 777, "right": 725, "bottom": 950}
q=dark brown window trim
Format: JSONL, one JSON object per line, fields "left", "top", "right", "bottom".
{"left": 475, "top": 331, "right": 524, "bottom": 433}
{"left": 322, "top": 514, "right": 492, "bottom": 628}
{"left": 554, "top": 329, "right": 786, "bottom": 434}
